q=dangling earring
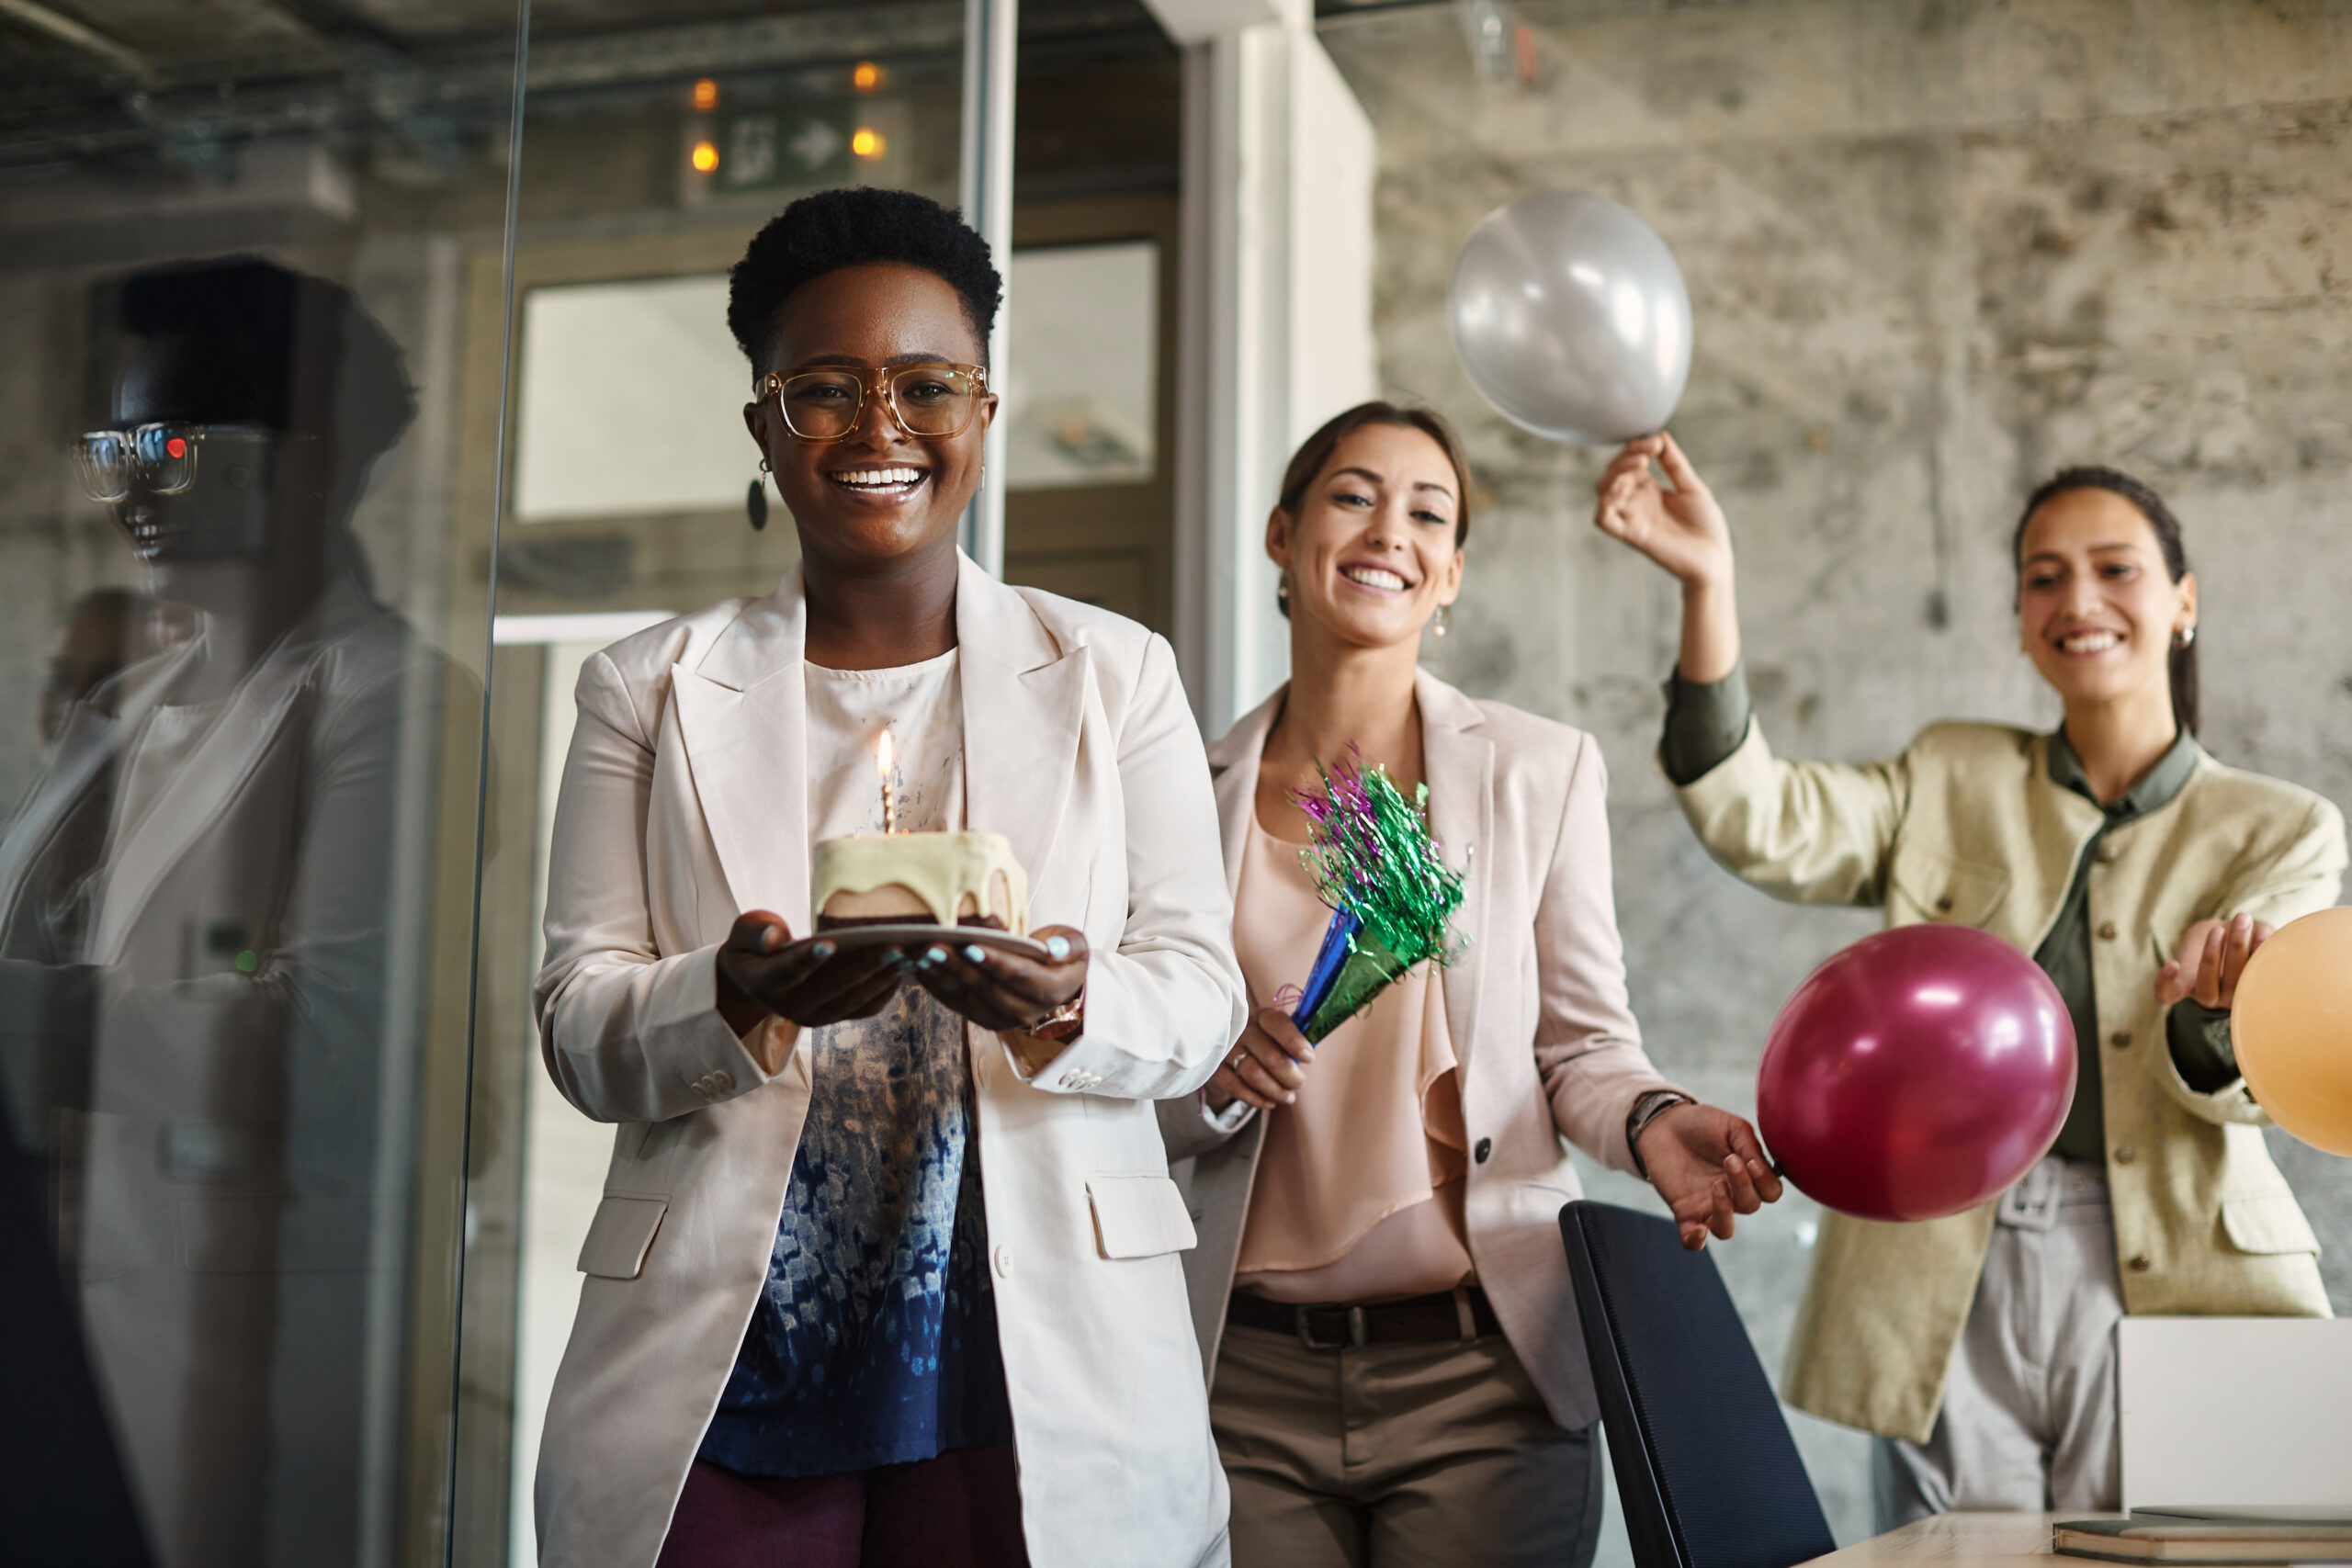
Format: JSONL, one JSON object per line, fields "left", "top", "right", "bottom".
{"left": 1432, "top": 603, "right": 1451, "bottom": 638}
{"left": 747, "top": 458, "right": 770, "bottom": 532}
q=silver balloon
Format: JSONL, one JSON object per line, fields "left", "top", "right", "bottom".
{"left": 1448, "top": 189, "right": 1693, "bottom": 446}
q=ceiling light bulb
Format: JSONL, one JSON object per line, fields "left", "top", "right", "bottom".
{"left": 851, "top": 128, "right": 885, "bottom": 159}
{"left": 690, "top": 141, "right": 719, "bottom": 173}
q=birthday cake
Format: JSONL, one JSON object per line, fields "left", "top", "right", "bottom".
{"left": 811, "top": 830, "right": 1029, "bottom": 935}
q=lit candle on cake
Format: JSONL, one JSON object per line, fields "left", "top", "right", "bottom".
{"left": 811, "top": 727, "right": 1029, "bottom": 934}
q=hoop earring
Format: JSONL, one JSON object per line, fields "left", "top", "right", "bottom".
{"left": 1432, "top": 603, "right": 1451, "bottom": 639}
{"left": 747, "top": 457, "right": 770, "bottom": 532}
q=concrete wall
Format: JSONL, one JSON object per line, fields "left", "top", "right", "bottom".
{"left": 1322, "top": 0, "right": 2352, "bottom": 1548}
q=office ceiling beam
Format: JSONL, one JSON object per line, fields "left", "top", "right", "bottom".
{"left": 526, "top": 4, "right": 967, "bottom": 94}
{"left": 0, "top": 0, "right": 158, "bottom": 82}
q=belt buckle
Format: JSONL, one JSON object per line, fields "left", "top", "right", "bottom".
{"left": 1996, "top": 1159, "right": 2062, "bottom": 1232}
{"left": 1295, "top": 1304, "right": 1366, "bottom": 1351}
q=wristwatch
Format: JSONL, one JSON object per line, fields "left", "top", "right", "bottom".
{"left": 1625, "top": 1089, "right": 1695, "bottom": 1180}
{"left": 1030, "top": 987, "right": 1086, "bottom": 1045}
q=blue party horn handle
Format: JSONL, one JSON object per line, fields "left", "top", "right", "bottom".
{"left": 1291, "top": 908, "right": 1362, "bottom": 1029}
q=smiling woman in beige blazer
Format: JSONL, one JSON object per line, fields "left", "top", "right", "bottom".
{"left": 1159, "top": 402, "right": 1781, "bottom": 1568}
{"left": 530, "top": 190, "right": 1246, "bottom": 1568}
{"left": 1594, "top": 435, "right": 2346, "bottom": 1527}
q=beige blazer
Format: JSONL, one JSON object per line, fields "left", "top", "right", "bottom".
{"left": 1157, "top": 671, "right": 1685, "bottom": 1430}
{"left": 1676, "top": 717, "right": 2345, "bottom": 1443}
{"left": 531, "top": 556, "right": 1249, "bottom": 1568}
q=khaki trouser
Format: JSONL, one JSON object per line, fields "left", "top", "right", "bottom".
{"left": 1874, "top": 1156, "right": 2125, "bottom": 1527}
{"left": 1210, "top": 1319, "right": 1602, "bottom": 1568}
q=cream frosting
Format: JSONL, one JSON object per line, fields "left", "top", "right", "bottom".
{"left": 812, "top": 830, "right": 1029, "bottom": 934}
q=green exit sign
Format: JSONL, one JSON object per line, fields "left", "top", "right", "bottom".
{"left": 683, "top": 99, "right": 906, "bottom": 204}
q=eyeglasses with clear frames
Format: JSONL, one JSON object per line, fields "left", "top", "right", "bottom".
{"left": 758, "top": 362, "right": 989, "bottom": 443}
{"left": 74, "top": 423, "right": 279, "bottom": 502}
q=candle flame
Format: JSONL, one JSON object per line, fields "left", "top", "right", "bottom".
{"left": 876, "top": 728, "right": 893, "bottom": 776}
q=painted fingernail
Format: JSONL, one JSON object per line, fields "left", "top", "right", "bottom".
{"left": 811, "top": 941, "right": 835, "bottom": 960}
{"left": 1045, "top": 935, "right": 1070, "bottom": 961}
{"left": 925, "top": 946, "right": 948, "bottom": 966}
{"left": 963, "top": 945, "right": 987, "bottom": 964}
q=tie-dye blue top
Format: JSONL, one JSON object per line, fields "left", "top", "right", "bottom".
{"left": 697, "top": 650, "right": 1011, "bottom": 1477}
{"left": 696, "top": 985, "right": 1012, "bottom": 1476}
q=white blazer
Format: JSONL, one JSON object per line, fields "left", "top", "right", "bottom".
{"left": 1159, "top": 672, "right": 1687, "bottom": 1429}
{"left": 531, "top": 555, "right": 1248, "bottom": 1568}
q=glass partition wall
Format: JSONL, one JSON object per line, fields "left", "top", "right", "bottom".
{"left": 0, "top": 4, "right": 526, "bottom": 1565}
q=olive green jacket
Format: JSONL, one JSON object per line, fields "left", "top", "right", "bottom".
{"left": 1675, "top": 717, "right": 2345, "bottom": 1442}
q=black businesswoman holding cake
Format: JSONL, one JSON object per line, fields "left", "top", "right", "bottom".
{"left": 528, "top": 187, "right": 1246, "bottom": 1568}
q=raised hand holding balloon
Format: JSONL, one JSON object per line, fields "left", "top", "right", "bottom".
{"left": 1287, "top": 752, "right": 1467, "bottom": 1043}
{"left": 1449, "top": 189, "right": 1693, "bottom": 444}
{"left": 1756, "top": 925, "right": 2076, "bottom": 1223}
{"left": 2229, "top": 907, "right": 2352, "bottom": 1156}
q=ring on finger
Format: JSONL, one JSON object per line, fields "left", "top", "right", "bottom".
{"left": 1229, "top": 1050, "right": 1247, "bottom": 1070}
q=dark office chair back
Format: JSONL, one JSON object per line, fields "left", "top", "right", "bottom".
{"left": 1560, "top": 1200, "right": 1836, "bottom": 1568}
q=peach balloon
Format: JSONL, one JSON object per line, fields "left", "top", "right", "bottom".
{"left": 2231, "top": 907, "right": 2352, "bottom": 1156}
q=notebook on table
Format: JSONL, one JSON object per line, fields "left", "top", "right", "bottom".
{"left": 2052, "top": 1515, "right": 2352, "bottom": 1563}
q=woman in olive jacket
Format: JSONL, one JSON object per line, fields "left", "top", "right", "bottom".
{"left": 1595, "top": 434, "right": 2344, "bottom": 1525}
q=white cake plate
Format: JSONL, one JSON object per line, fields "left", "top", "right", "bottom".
{"left": 811, "top": 923, "right": 1054, "bottom": 963}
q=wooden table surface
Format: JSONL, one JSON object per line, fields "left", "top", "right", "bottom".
{"left": 1802, "top": 1512, "right": 2113, "bottom": 1562}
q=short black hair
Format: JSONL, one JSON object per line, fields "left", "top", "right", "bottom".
{"left": 727, "top": 187, "right": 1002, "bottom": 376}
{"left": 112, "top": 255, "right": 416, "bottom": 467}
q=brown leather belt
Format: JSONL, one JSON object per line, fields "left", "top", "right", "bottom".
{"left": 1226, "top": 1285, "right": 1500, "bottom": 1350}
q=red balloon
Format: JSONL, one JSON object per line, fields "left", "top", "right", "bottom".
{"left": 1758, "top": 924, "right": 2076, "bottom": 1223}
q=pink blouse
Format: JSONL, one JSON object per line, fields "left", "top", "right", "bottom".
{"left": 1230, "top": 817, "right": 1476, "bottom": 1304}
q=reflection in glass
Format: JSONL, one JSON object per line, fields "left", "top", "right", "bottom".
{"left": 73, "top": 424, "right": 212, "bottom": 502}
{"left": 39, "top": 590, "right": 160, "bottom": 751}
{"left": 0, "top": 258, "right": 457, "bottom": 1567}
